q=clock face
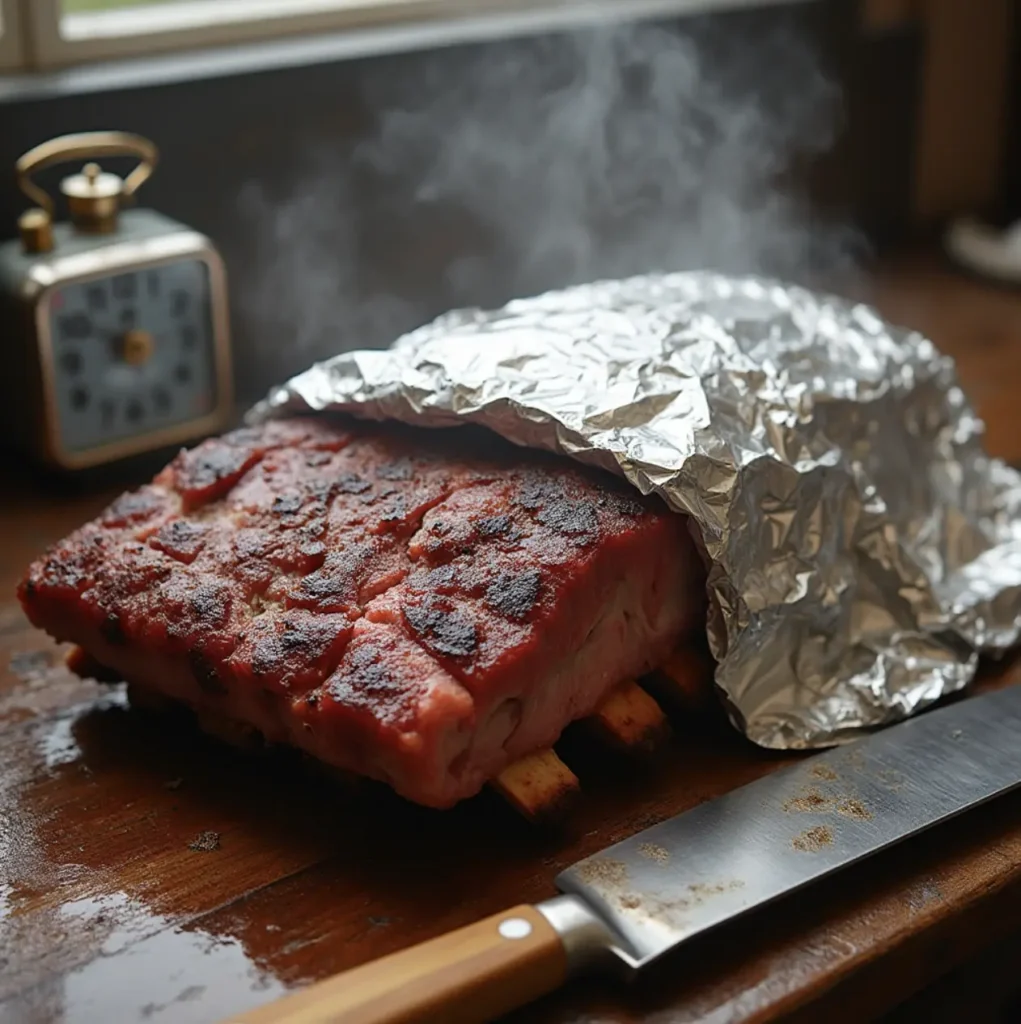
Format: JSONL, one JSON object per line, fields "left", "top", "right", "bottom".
{"left": 46, "top": 259, "right": 219, "bottom": 454}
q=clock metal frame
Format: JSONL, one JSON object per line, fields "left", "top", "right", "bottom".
{"left": 20, "top": 224, "right": 233, "bottom": 470}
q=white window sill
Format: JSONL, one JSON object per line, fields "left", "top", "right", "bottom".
{"left": 62, "top": 0, "right": 438, "bottom": 42}
{"left": 1, "top": 0, "right": 808, "bottom": 101}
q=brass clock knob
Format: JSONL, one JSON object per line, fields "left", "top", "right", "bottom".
{"left": 18, "top": 208, "right": 53, "bottom": 254}
{"left": 62, "top": 162, "right": 125, "bottom": 234}
{"left": 120, "top": 328, "right": 155, "bottom": 366}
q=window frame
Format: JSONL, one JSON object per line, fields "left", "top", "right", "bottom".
{"left": 21, "top": 0, "right": 803, "bottom": 71}
{"left": 28, "top": 0, "right": 460, "bottom": 69}
{"left": 0, "top": 0, "right": 24, "bottom": 70}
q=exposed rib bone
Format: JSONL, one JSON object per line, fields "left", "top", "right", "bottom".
{"left": 490, "top": 748, "right": 580, "bottom": 822}
{"left": 586, "top": 679, "right": 671, "bottom": 756}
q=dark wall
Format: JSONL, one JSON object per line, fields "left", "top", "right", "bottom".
{"left": 842, "top": 22, "right": 923, "bottom": 248}
{"left": 1000, "top": 0, "right": 1021, "bottom": 223}
{"left": 0, "top": 0, "right": 915, "bottom": 406}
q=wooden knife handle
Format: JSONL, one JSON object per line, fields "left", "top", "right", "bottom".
{"left": 226, "top": 904, "right": 568, "bottom": 1024}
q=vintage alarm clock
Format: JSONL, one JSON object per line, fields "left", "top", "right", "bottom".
{"left": 0, "top": 131, "right": 233, "bottom": 471}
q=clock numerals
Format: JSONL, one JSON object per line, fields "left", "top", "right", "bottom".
{"left": 87, "top": 285, "right": 107, "bottom": 312}
{"left": 153, "top": 386, "right": 172, "bottom": 413}
{"left": 59, "top": 313, "right": 91, "bottom": 341}
{"left": 112, "top": 273, "right": 137, "bottom": 301}
{"left": 61, "top": 350, "right": 82, "bottom": 375}
{"left": 52, "top": 259, "right": 214, "bottom": 454}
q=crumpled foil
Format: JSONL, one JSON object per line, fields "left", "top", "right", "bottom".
{"left": 247, "top": 271, "right": 1021, "bottom": 749}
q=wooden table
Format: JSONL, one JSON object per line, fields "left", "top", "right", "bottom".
{"left": 5, "top": 250, "right": 1021, "bottom": 1024}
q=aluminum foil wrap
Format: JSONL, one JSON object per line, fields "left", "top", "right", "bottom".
{"left": 247, "top": 271, "right": 1021, "bottom": 749}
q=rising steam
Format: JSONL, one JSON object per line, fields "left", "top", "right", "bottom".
{"left": 237, "top": 10, "right": 864, "bottom": 387}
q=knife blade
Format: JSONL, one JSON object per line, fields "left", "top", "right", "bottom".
{"left": 228, "top": 684, "right": 1021, "bottom": 1024}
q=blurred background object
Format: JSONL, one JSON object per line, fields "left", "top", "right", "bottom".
{"left": 0, "top": 0, "right": 1016, "bottom": 398}
{"left": 0, "top": 130, "right": 233, "bottom": 473}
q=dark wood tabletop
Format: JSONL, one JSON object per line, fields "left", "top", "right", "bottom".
{"left": 5, "top": 250, "right": 1021, "bottom": 1024}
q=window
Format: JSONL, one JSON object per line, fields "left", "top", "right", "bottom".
{"left": 27, "top": 0, "right": 469, "bottom": 68}
{"left": 5, "top": 1, "right": 807, "bottom": 72}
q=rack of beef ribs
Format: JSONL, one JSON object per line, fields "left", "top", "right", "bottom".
{"left": 20, "top": 415, "right": 712, "bottom": 820}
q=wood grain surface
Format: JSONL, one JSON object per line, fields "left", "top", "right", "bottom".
{"left": 5, "top": 250, "right": 1021, "bottom": 1024}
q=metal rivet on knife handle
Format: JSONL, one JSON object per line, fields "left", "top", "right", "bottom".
{"left": 498, "top": 917, "right": 533, "bottom": 939}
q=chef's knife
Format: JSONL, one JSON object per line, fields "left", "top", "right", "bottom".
{"left": 228, "top": 684, "right": 1021, "bottom": 1024}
